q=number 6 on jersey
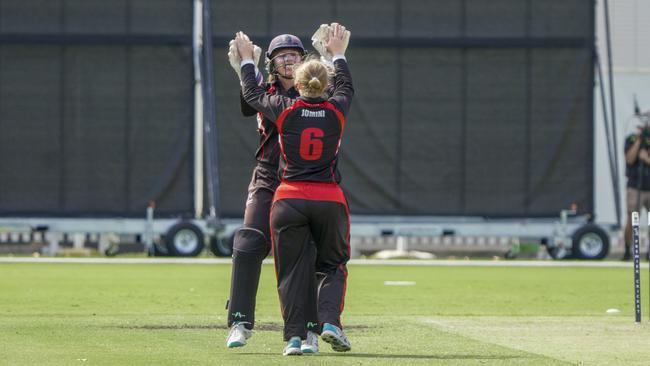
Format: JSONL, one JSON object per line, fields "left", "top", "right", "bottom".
{"left": 299, "top": 127, "right": 324, "bottom": 160}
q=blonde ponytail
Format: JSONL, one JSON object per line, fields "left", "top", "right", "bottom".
{"left": 294, "top": 60, "right": 328, "bottom": 98}
{"left": 308, "top": 77, "right": 322, "bottom": 90}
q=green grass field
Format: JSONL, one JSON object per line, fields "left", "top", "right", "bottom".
{"left": 1, "top": 260, "right": 649, "bottom": 365}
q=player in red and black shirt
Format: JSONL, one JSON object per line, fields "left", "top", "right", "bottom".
{"left": 225, "top": 34, "right": 320, "bottom": 350}
{"left": 235, "top": 23, "right": 354, "bottom": 355}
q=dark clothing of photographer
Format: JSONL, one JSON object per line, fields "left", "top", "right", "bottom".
{"left": 622, "top": 130, "right": 650, "bottom": 260}
{"left": 625, "top": 132, "right": 650, "bottom": 190}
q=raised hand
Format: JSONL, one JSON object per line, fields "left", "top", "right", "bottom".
{"left": 325, "top": 23, "right": 350, "bottom": 57}
{"left": 234, "top": 31, "right": 254, "bottom": 60}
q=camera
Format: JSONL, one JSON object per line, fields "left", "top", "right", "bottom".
{"left": 641, "top": 127, "right": 650, "bottom": 141}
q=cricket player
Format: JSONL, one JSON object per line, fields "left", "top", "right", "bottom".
{"left": 225, "top": 33, "right": 320, "bottom": 353}
{"left": 234, "top": 23, "right": 353, "bottom": 355}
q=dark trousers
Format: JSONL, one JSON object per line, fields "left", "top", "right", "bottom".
{"left": 271, "top": 187, "right": 350, "bottom": 341}
{"left": 227, "top": 165, "right": 319, "bottom": 332}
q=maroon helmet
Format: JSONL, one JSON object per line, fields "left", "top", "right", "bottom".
{"left": 265, "top": 34, "right": 305, "bottom": 60}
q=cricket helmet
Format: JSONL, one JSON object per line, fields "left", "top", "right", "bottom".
{"left": 265, "top": 34, "right": 306, "bottom": 60}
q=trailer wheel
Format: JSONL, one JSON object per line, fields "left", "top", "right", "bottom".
{"left": 151, "top": 242, "right": 169, "bottom": 256}
{"left": 572, "top": 224, "right": 609, "bottom": 260}
{"left": 165, "top": 221, "right": 205, "bottom": 257}
{"left": 209, "top": 234, "right": 234, "bottom": 257}
{"left": 546, "top": 244, "right": 571, "bottom": 260}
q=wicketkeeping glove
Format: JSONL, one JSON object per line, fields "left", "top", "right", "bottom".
{"left": 311, "top": 23, "right": 350, "bottom": 61}
{"left": 236, "top": 31, "right": 259, "bottom": 65}
{"left": 253, "top": 45, "right": 262, "bottom": 70}
{"left": 340, "top": 28, "right": 350, "bottom": 56}
{"left": 228, "top": 40, "right": 264, "bottom": 85}
{"left": 227, "top": 40, "right": 242, "bottom": 79}
{"left": 311, "top": 24, "right": 330, "bottom": 61}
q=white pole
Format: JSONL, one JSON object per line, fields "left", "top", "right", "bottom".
{"left": 192, "top": 0, "right": 204, "bottom": 219}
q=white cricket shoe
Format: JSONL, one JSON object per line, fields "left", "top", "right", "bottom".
{"left": 226, "top": 322, "right": 252, "bottom": 348}
{"left": 321, "top": 323, "right": 351, "bottom": 352}
{"left": 283, "top": 336, "right": 303, "bottom": 356}
{"left": 301, "top": 331, "right": 319, "bottom": 354}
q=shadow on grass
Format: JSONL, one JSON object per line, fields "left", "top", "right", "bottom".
{"left": 235, "top": 352, "right": 525, "bottom": 360}
{"left": 115, "top": 323, "right": 371, "bottom": 331}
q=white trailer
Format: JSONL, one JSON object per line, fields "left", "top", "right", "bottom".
{"left": 0, "top": 215, "right": 221, "bottom": 257}
{"left": 215, "top": 208, "right": 610, "bottom": 260}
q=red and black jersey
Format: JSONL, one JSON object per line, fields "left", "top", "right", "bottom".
{"left": 240, "top": 83, "right": 299, "bottom": 167}
{"left": 276, "top": 99, "right": 344, "bottom": 182}
{"left": 240, "top": 59, "right": 354, "bottom": 183}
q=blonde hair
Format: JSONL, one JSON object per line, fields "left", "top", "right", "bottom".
{"left": 294, "top": 60, "right": 329, "bottom": 98}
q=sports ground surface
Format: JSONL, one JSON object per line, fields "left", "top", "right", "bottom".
{"left": 1, "top": 258, "right": 649, "bottom": 365}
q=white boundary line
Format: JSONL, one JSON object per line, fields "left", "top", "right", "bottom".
{"left": 0, "top": 257, "right": 635, "bottom": 268}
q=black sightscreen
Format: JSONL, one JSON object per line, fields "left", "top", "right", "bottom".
{"left": 211, "top": 0, "right": 594, "bottom": 218}
{"left": 0, "top": 0, "right": 191, "bottom": 34}
{"left": 0, "top": 0, "right": 193, "bottom": 217}
{"left": 0, "top": 0, "right": 594, "bottom": 219}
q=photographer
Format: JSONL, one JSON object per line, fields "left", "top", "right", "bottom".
{"left": 623, "top": 126, "right": 650, "bottom": 260}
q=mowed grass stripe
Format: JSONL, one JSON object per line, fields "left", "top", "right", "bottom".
{"left": 0, "top": 315, "right": 565, "bottom": 366}
{"left": 0, "top": 263, "right": 645, "bottom": 365}
{"left": 425, "top": 316, "right": 650, "bottom": 366}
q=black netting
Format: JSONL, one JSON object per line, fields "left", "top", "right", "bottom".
{"left": 530, "top": 0, "right": 593, "bottom": 38}
{"left": 210, "top": 0, "right": 594, "bottom": 218}
{"left": 0, "top": 44, "right": 193, "bottom": 217}
{"left": 211, "top": 0, "right": 270, "bottom": 38}
{"left": 400, "top": 0, "right": 463, "bottom": 37}
{"left": 338, "top": 48, "right": 401, "bottom": 214}
{"left": 0, "top": 0, "right": 594, "bottom": 218}
{"left": 212, "top": 45, "right": 260, "bottom": 217}
{"left": 466, "top": 0, "right": 527, "bottom": 37}
{"left": 0, "top": 0, "right": 191, "bottom": 35}
{"left": 1, "top": 0, "right": 61, "bottom": 33}
{"left": 399, "top": 49, "right": 464, "bottom": 214}
{"left": 130, "top": 0, "right": 191, "bottom": 35}
{"left": 0, "top": 46, "right": 62, "bottom": 212}
{"left": 127, "top": 46, "right": 193, "bottom": 215}
{"left": 63, "top": 0, "right": 128, "bottom": 34}
{"left": 528, "top": 48, "right": 592, "bottom": 214}
{"left": 464, "top": 49, "right": 528, "bottom": 215}
{"left": 0, "top": 0, "right": 193, "bottom": 217}
{"left": 61, "top": 46, "right": 128, "bottom": 212}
